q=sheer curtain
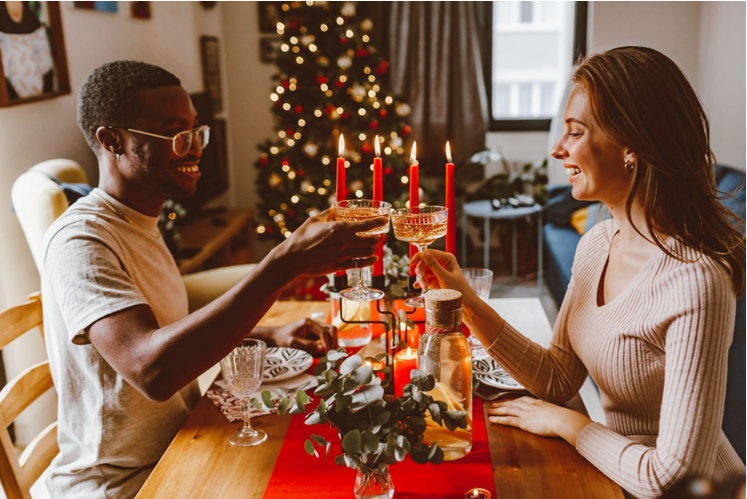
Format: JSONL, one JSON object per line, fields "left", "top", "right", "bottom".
{"left": 366, "top": 2, "right": 489, "bottom": 166}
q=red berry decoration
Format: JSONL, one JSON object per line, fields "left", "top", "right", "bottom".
{"left": 361, "top": 142, "right": 372, "bottom": 153}
{"left": 376, "top": 61, "right": 389, "bottom": 74}
{"left": 295, "top": 106, "right": 303, "bottom": 113}
{"left": 356, "top": 48, "right": 367, "bottom": 57}
{"left": 261, "top": 157, "right": 268, "bottom": 165}
{"left": 379, "top": 109, "right": 387, "bottom": 117}
{"left": 287, "top": 128, "right": 294, "bottom": 135}
{"left": 316, "top": 76, "right": 328, "bottom": 84}
{"left": 384, "top": 167, "right": 393, "bottom": 175}
{"left": 401, "top": 125, "right": 412, "bottom": 136}
{"left": 369, "top": 120, "right": 379, "bottom": 130}
{"left": 335, "top": 79, "right": 344, "bottom": 88}
{"left": 340, "top": 37, "right": 348, "bottom": 45}
{"left": 325, "top": 106, "right": 334, "bottom": 114}
{"left": 297, "top": 169, "right": 305, "bottom": 177}
{"left": 282, "top": 81, "right": 290, "bottom": 88}
{"left": 288, "top": 209, "right": 296, "bottom": 217}
{"left": 341, "top": 113, "right": 350, "bottom": 120}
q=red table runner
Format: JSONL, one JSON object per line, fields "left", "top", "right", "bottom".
{"left": 262, "top": 397, "right": 496, "bottom": 498}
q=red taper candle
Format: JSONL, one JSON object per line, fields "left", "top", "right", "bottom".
{"left": 335, "top": 134, "right": 347, "bottom": 278}
{"left": 409, "top": 142, "right": 419, "bottom": 276}
{"left": 445, "top": 141, "right": 456, "bottom": 256}
{"left": 373, "top": 136, "right": 384, "bottom": 277}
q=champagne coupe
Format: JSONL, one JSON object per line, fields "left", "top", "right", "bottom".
{"left": 391, "top": 206, "right": 448, "bottom": 308}
{"left": 334, "top": 199, "right": 392, "bottom": 301}
{"left": 220, "top": 339, "right": 267, "bottom": 447}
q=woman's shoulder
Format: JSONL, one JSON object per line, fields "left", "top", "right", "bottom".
{"left": 655, "top": 239, "right": 734, "bottom": 297}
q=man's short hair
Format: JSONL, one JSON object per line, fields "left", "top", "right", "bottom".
{"left": 77, "top": 60, "right": 181, "bottom": 154}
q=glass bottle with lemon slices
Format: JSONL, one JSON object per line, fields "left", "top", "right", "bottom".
{"left": 418, "top": 289, "right": 473, "bottom": 461}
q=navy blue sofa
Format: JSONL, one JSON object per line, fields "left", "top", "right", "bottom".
{"left": 542, "top": 165, "right": 746, "bottom": 462}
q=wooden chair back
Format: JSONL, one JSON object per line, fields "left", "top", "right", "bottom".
{"left": 0, "top": 293, "right": 57, "bottom": 499}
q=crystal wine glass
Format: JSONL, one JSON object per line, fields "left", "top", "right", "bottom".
{"left": 334, "top": 199, "right": 391, "bottom": 302}
{"left": 391, "top": 206, "right": 448, "bottom": 308}
{"left": 220, "top": 339, "right": 267, "bottom": 446}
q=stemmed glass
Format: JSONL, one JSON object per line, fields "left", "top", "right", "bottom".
{"left": 391, "top": 206, "right": 448, "bottom": 308}
{"left": 462, "top": 268, "right": 493, "bottom": 358}
{"left": 220, "top": 339, "right": 267, "bottom": 447}
{"left": 334, "top": 200, "right": 392, "bottom": 302}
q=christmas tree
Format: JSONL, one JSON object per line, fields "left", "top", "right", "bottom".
{"left": 254, "top": 1, "right": 414, "bottom": 243}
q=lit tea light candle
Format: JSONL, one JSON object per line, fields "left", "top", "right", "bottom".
{"left": 465, "top": 488, "right": 491, "bottom": 499}
{"left": 393, "top": 347, "right": 418, "bottom": 398}
{"left": 364, "top": 359, "right": 385, "bottom": 382}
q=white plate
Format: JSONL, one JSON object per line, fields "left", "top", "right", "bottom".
{"left": 263, "top": 347, "right": 314, "bottom": 381}
{"left": 473, "top": 357, "right": 525, "bottom": 391}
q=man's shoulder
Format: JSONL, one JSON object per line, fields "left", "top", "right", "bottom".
{"left": 42, "top": 197, "right": 123, "bottom": 267}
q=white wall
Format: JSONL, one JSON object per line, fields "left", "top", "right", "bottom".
{"left": 697, "top": 2, "right": 746, "bottom": 171}
{"left": 0, "top": 1, "right": 226, "bottom": 446}
{"left": 497, "top": 1, "right": 746, "bottom": 187}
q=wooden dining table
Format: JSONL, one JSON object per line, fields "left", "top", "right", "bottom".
{"left": 136, "top": 300, "right": 624, "bottom": 499}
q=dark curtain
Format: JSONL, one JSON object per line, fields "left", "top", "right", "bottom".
{"left": 363, "top": 2, "right": 490, "bottom": 168}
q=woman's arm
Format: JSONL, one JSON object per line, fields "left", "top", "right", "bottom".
{"left": 573, "top": 265, "right": 739, "bottom": 498}
{"left": 414, "top": 249, "right": 588, "bottom": 403}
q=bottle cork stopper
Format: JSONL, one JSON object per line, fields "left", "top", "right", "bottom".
{"left": 425, "top": 289, "right": 463, "bottom": 329}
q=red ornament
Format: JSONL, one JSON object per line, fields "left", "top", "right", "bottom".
{"left": 376, "top": 61, "right": 389, "bottom": 74}
{"left": 325, "top": 106, "right": 334, "bottom": 114}
{"left": 317, "top": 76, "right": 328, "bottom": 84}
{"left": 341, "top": 113, "right": 350, "bottom": 120}
{"left": 369, "top": 120, "right": 379, "bottom": 130}
{"left": 384, "top": 167, "right": 393, "bottom": 175}
{"left": 261, "top": 157, "right": 268, "bottom": 165}
{"left": 401, "top": 125, "right": 412, "bottom": 136}
{"left": 287, "top": 127, "right": 294, "bottom": 135}
{"left": 297, "top": 169, "right": 305, "bottom": 177}
{"left": 266, "top": 226, "right": 273, "bottom": 233}
{"left": 361, "top": 142, "right": 372, "bottom": 153}
{"left": 295, "top": 106, "right": 303, "bottom": 113}
{"left": 379, "top": 109, "right": 387, "bottom": 117}
{"left": 282, "top": 81, "right": 290, "bottom": 88}
{"left": 288, "top": 20, "right": 298, "bottom": 29}
{"left": 288, "top": 209, "right": 296, "bottom": 217}
{"left": 335, "top": 79, "right": 344, "bottom": 88}
{"left": 356, "top": 48, "right": 367, "bottom": 57}
{"left": 340, "top": 37, "right": 348, "bottom": 45}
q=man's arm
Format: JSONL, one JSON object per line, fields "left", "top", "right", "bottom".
{"left": 88, "top": 210, "right": 386, "bottom": 402}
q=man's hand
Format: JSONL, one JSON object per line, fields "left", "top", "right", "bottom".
{"left": 279, "top": 208, "right": 388, "bottom": 277}
{"left": 251, "top": 319, "right": 337, "bottom": 356}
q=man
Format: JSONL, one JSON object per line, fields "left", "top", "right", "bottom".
{"left": 41, "top": 60, "right": 386, "bottom": 498}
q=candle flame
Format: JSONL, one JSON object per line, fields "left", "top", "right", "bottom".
{"left": 400, "top": 322, "right": 406, "bottom": 332}
{"left": 374, "top": 135, "right": 381, "bottom": 157}
{"left": 446, "top": 141, "right": 452, "bottom": 163}
{"left": 410, "top": 142, "right": 418, "bottom": 165}
{"left": 338, "top": 134, "right": 345, "bottom": 157}
{"left": 406, "top": 347, "right": 412, "bottom": 356}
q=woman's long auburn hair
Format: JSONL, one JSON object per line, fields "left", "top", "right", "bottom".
{"left": 573, "top": 46, "right": 745, "bottom": 296}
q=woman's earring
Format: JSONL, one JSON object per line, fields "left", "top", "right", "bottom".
{"left": 116, "top": 153, "right": 121, "bottom": 162}
{"left": 624, "top": 160, "right": 634, "bottom": 174}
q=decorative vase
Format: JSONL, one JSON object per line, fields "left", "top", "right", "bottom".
{"left": 353, "top": 465, "right": 394, "bottom": 499}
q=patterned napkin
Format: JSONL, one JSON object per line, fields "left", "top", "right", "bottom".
{"left": 207, "top": 374, "right": 317, "bottom": 423}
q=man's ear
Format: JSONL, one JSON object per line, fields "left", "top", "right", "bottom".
{"left": 96, "top": 126, "right": 124, "bottom": 156}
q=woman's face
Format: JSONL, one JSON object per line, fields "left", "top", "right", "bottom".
{"left": 551, "top": 85, "right": 632, "bottom": 206}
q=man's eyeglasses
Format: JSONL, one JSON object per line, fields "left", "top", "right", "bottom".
{"left": 108, "top": 125, "right": 210, "bottom": 156}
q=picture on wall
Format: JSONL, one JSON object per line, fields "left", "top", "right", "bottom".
{"left": 72, "top": 1, "right": 118, "bottom": 13}
{"left": 258, "top": 2, "right": 282, "bottom": 33}
{"left": 200, "top": 36, "right": 222, "bottom": 114}
{"left": 130, "top": 1, "right": 150, "bottom": 19}
{"left": 260, "top": 37, "right": 282, "bottom": 64}
{"left": 0, "top": 1, "right": 70, "bottom": 106}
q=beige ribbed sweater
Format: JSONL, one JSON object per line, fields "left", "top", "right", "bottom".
{"left": 487, "top": 220, "right": 745, "bottom": 498}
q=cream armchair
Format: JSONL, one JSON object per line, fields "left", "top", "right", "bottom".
{"left": 12, "top": 159, "right": 255, "bottom": 312}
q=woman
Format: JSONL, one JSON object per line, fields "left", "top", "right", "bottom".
{"left": 413, "top": 46, "right": 745, "bottom": 498}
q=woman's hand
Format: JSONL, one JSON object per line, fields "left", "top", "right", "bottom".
{"left": 487, "top": 396, "right": 592, "bottom": 447}
{"left": 411, "top": 249, "right": 473, "bottom": 297}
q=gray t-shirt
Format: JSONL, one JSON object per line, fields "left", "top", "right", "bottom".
{"left": 41, "top": 189, "right": 200, "bottom": 499}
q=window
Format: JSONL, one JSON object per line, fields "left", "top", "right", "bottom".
{"left": 486, "top": 1, "right": 588, "bottom": 131}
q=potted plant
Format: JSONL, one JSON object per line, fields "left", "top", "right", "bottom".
{"left": 255, "top": 350, "right": 468, "bottom": 499}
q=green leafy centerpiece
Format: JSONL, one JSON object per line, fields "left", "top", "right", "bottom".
{"left": 255, "top": 349, "right": 468, "bottom": 499}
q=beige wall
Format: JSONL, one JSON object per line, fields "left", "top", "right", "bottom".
{"left": 0, "top": 1, "right": 226, "bottom": 446}
{"left": 698, "top": 1, "right": 746, "bottom": 171}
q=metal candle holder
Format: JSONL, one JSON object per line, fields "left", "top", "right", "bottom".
{"left": 330, "top": 273, "right": 425, "bottom": 394}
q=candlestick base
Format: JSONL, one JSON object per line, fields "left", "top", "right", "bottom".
{"left": 331, "top": 274, "right": 348, "bottom": 294}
